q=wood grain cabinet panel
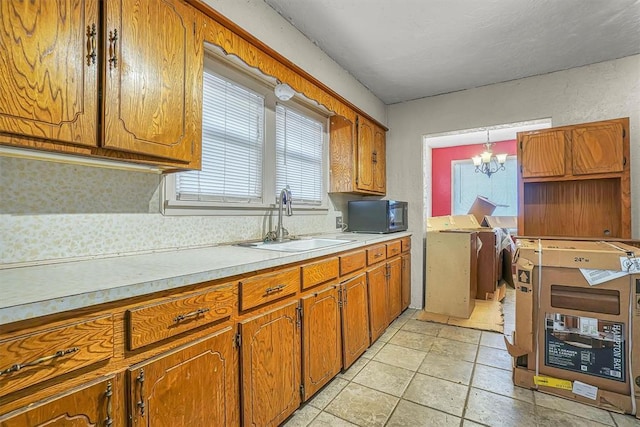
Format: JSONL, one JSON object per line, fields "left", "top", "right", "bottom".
{"left": 386, "top": 258, "right": 402, "bottom": 322}
{"left": 372, "top": 124, "right": 386, "bottom": 194}
{"left": 367, "top": 264, "right": 389, "bottom": 344}
{"left": 301, "top": 286, "right": 341, "bottom": 401}
{"left": 329, "top": 114, "right": 386, "bottom": 195}
{"left": 103, "top": 0, "right": 203, "bottom": 165}
{"left": 366, "top": 244, "right": 386, "bottom": 265}
{"left": 0, "top": 375, "right": 120, "bottom": 427}
{"left": 0, "top": 0, "right": 98, "bottom": 146}
{"left": 401, "top": 237, "right": 411, "bottom": 253}
{"left": 239, "top": 267, "right": 299, "bottom": 311}
{"left": 0, "top": 315, "right": 114, "bottom": 397}
{"left": 339, "top": 250, "right": 366, "bottom": 276}
{"left": 572, "top": 122, "right": 624, "bottom": 175}
{"left": 301, "top": 258, "right": 339, "bottom": 290}
{"left": 340, "top": 273, "right": 370, "bottom": 369}
{"left": 386, "top": 241, "right": 401, "bottom": 258}
{"left": 520, "top": 130, "right": 567, "bottom": 178}
{"left": 240, "top": 301, "right": 300, "bottom": 427}
{"left": 401, "top": 254, "right": 411, "bottom": 310}
{"left": 127, "top": 285, "right": 234, "bottom": 350}
{"left": 128, "top": 327, "right": 239, "bottom": 427}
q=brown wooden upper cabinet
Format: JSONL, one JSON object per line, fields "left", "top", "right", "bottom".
{"left": 329, "top": 114, "right": 386, "bottom": 195}
{"left": 520, "top": 121, "right": 625, "bottom": 179}
{"left": 517, "top": 117, "right": 630, "bottom": 238}
{"left": 0, "top": 0, "right": 203, "bottom": 169}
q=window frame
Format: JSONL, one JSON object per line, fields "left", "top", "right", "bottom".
{"left": 163, "top": 53, "right": 330, "bottom": 216}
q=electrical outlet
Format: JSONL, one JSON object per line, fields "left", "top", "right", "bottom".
{"left": 336, "top": 216, "right": 343, "bottom": 229}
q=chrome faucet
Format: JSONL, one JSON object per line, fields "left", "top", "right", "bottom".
{"left": 275, "top": 185, "right": 293, "bottom": 242}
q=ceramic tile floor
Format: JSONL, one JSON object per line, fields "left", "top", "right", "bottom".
{"left": 283, "top": 288, "right": 640, "bottom": 427}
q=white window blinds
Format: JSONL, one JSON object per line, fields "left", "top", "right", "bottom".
{"left": 175, "top": 71, "right": 264, "bottom": 203}
{"left": 275, "top": 105, "right": 323, "bottom": 205}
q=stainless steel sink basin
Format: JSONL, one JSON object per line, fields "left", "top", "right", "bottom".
{"left": 238, "top": 238, "right": 353, "bottom": 252}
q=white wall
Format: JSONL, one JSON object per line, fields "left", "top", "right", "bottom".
{"left": 0, "top": 1, "right": 385, "bottom": 266}
{"left": 386, "top": 54, "right": 640, "bottom": 309}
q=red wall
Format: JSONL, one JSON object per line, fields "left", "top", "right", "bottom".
{"left": 431, "top": 140, "right": 517, "bottom": 216}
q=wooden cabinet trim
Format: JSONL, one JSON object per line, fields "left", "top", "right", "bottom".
{"left": 301, "top": 258, "right": 339, "bottom": 290}
{"left": 127, "top": 285, "right": 234, "bottom": 350}
{"left": 239, "top": 267, "right": 300, "bottom": 311}
{"left": 0, "top": 315, "right": 114, "bottom": 398}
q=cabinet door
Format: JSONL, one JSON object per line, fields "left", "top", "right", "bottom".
{"left": 572, "top": 122, "right": 624, "bottom": 175}
{"left": 103, "top": 0, "right": 202, "bottom": 165}
{"left": 240, "top": 301, "right": 301, "bottom": 427}
{"left": 401, "top": 254, "right": 411, "bottom": 310}
{"left": 0, "top": 0, "right": 98, "bottom": 146}
{"left": 367, "top": 264, "right": 389, "bottom": 343}
{"left": 301, "top": 286, "right": 341, "bottom": 401}
{"left": 0, "top": 376, "right": 118, "bottom": 426}
{"left": 356, "top": 116, "right": 374, "bottom": 191}
{"left": 372, "top": 124, "right": 386, "bottom": 194}
{"left": 341, "top": 273, "right": 370, "bottom": 369}
{"left": 387, "top": 258, "right": 402, "bottom": 322}
{"left": 128, "top": 327, "right": 239, "bottom": 427}
{"left": 520, "top": 130, "right": 567, "bottom": 178}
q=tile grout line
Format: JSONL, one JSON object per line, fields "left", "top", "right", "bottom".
{"left": 458, "top": 332, "right": 483, "bottom": 426}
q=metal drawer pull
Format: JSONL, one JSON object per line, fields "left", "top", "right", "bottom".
{"left": 0, "top": 347, "right": 79, "bottom": 376}
{"left": 374, "top": 253, "right": 383, "bottom": 258}
{"left": 265, "top": 284, "right": 286, "bottom": 294}
{"left": 173, "top": 307, "right": 210, "bottom": 323}
{"left": 108, "top": 29, "right": 118, "bottom": 69}
{"left": 86, "top": 23, "right": 96, "bottom": 65}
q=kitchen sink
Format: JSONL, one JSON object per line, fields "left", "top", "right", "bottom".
{"left": 237, "top": 238, "right": 353, "bottom": 252}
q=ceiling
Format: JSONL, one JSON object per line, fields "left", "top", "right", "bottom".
{"left": 264, "top": 0, "right": 640, "bottom": 105}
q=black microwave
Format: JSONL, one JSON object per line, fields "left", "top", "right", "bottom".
{"left": 347, "top": 200, "right": 408, "bottom": 233}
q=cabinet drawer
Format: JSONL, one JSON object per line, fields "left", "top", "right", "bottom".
{"left": 386, "top": 240, "right": 402, "bottom": 258}
{"left": 240, "top": 267, "right": 300, "bottom": 311}
{"left": 301, "top": 258, "right": 339, "bottom": 290}
{"left": 0, "top": 315, "right": 114, "bottom": 397}
{"left": 127, "top": 285, "right": 235, "bottom": 350}
{"left": 401, "top": 237, "right": 411, "bottom": 253}
{"left": 366, "top": 244, "right": 387, "bottom": 265}
{"left": 339, "top": 250, "right": 366, "bottom": 276}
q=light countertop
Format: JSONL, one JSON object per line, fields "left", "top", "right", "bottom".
{"left": 0, "top": 232, "right": 411, "bottom": 325}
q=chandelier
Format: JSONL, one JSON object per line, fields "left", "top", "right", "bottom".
{"left": 471, "top": 130, "right": 508, "bottom": 178}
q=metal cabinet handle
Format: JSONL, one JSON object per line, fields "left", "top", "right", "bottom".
{"left": 173, "top": 307, "right": 210, "bottom": 323}
{"left": 374, "top": 253, "right": 383, "bottom": 258}
{"left": 0, "top": 347, "right": 79, "bottom": 376}
{"left": 105, "top": 381, "right": 113, "bottom": 426}
{"left": 265, "top": 284, "right": 286, "bottom": 294}
{"left": 136, "top": 369, "right": 145, "bottom": 417}
{"left": 86, "top": 24, "right": 96, "bottom": 65}
{"left": 108, "top": 29, "right": 118, "bottom": 69}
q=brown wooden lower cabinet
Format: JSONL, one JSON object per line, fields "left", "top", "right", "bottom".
{"left": 340, "top": 273, "right": 370, "bottom": 369}
{"left": 127, "top": 327, "right": 238, "bottom": 427}
{"left": 0, "top": 375, "right": 119, "bottom": 426}
{"left": 387, "top": 258, "right": 402, "bottom": 322}
{"left": 239, "top": 301, "right": 301, "bottom": 427}
{"left": 301, "top": 285, "right": 342, "bottom": 401}
{"left": 367, "top": 264, "right": 389, "bottom": 343}
{"left": 401, "top": 254, "right": 411, "bottom": 310}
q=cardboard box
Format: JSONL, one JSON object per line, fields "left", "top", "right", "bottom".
{"left": 425, "top": 229, "right": 478, "bottom": 318}
{"left": 427, "top": 214, "right": 501, "bottom": 300}
{"left": 507, "top": 239, "right": 639, "bottom": 417}
{"left": 483, "top": 215, "right": 517, "bottom": 233}
{"left": 467, "top": 196, "right": 498, "bottom": 224}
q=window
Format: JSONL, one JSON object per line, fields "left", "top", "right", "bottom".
{"left": 451, "top": 157, "right": 518, "bottom": 216}
{"left": 275, "top": 105, "right": 323, "bottom": 205}
{"left": 164, "top": 54, "right": 328, "bottom": 214}
{"left": 175, "top": 72, "right": 264, "bottom": 204}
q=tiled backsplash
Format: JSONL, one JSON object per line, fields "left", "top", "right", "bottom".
{"left": 1, "top": 157, "right": 344, "bottom": 266}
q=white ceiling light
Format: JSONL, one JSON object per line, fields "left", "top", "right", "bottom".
{"left": 274, "top": 83, "right": 295, "bottom": 101}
